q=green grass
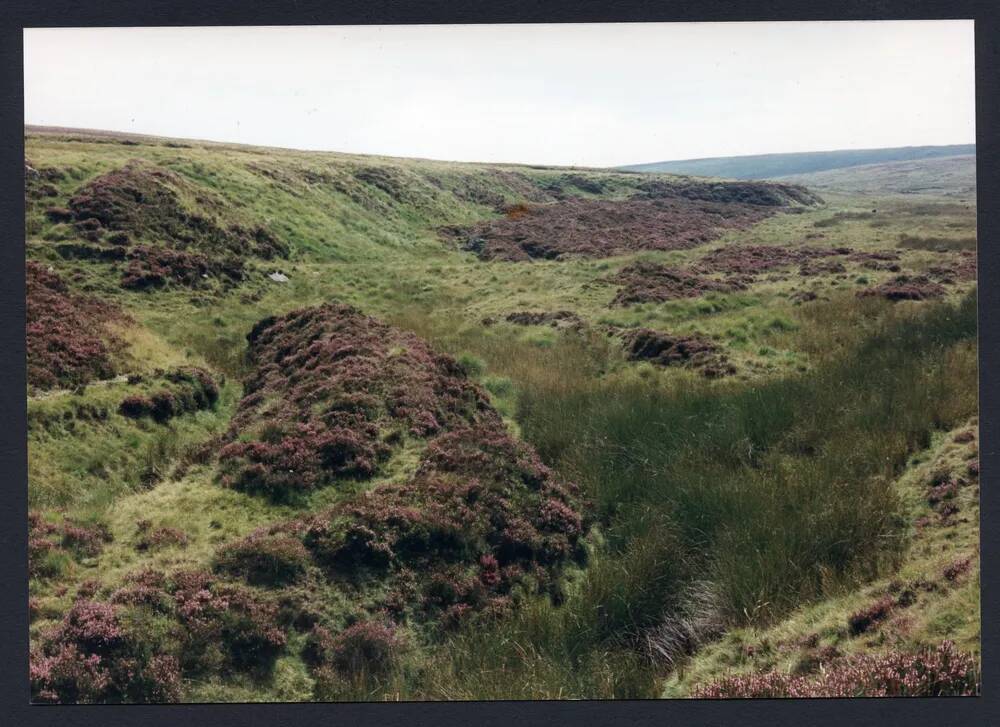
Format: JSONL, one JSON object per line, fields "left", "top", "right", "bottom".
{"left": 24, "top": 128, "right": 980, "bottom": 701}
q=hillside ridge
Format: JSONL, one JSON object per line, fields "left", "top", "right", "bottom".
{"left": 619, "top": 144, "right": 976, "bottom": 179}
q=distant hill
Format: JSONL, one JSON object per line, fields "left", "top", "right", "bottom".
{"left": 619, "top": 145, "right": 976, "bottom": 180}
{"left": 775, "top": 155, "right": 976, "bottom": 197}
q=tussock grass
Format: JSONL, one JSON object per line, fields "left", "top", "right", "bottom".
{"left": 323, "top": 293, "right": 977, "bottom": 699}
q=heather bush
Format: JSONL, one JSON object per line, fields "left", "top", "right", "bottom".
{"left": 31, "top": 565, "right": 291, "bottom": 703}
{"left": 30, "top": 600, "right": 183, "bottom": 704}
{"left": 117, "top": 367, "right": 219, "bottom": 423}
{"left": 29, "top": 512, "right": 113, "bottom": 575}
{"left": 303, "top": 620, "right": 402, "bottom": 676}
{"left": 26, "top": 261, "right": 125, "bottom": 391}
{"left": 219, "top": 304, "right": 502, "bottom": 500}
{"left": 66, "top": 160, "right": 287, "bottom": 260}
{"left": 848, "top": 595, "right": 895, "bottom": 635}
{"left": 445, "top": 194, "right": 787, "bottom": 262}
{"left": 692, "top": 641, "right": 979, "bottom": 698}
{"left": 60, "top": 521, "right": 113, "bottom": 558}
{"left": 118, "top": 395, "right": 153, "bottom": 419}
{"left": 133, "top": 520, "right": 189, "bottom": 551}
{"left": 171, "top": 571, "right": 287, "bottom": 672}
{"left": 121, "top": 245, "right": 244, "bottom": 290}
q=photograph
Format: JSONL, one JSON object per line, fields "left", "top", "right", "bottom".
{"left": 22, "top": 20, "right": 980, "bottom": 703}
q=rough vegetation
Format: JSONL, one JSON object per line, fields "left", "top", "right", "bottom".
{"left": 609, "top": 262, "right": 748, "bottom": 306}
{"left": 442, "top": 188, "right": 814, "bottom": 261}
{"left": 691, "top": 641, "right": 978, "bottom": 698}
{"left": 620, "top": 329, "right": 736, "bottom": 378}
{"left": 65, "top": 160, "right": 287, "bottom": 260}
{"left": 25, "top": 128, "right": 978, "bottom": 702}
{"left": 26, "top": 261, "right": 126, "bottom": 391}
{"left": 218, "top": 303, "right": 502, "bottom": 500}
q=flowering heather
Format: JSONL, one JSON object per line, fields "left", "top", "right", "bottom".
{"left": 304, "top": 620, "right": 402, "bottom": 676}
{"left": 636, "top": 178, "right": 822, "bottom": 207}
{"left": 442, "top": 196, "right": 778, "bottom": 262}
{"left": 60, "top": 521, "right": 113, "bottom": 558}
{"left": 692, "top": 641, "right": 978, "bottom": 698}
{"left": 121, "top": 244, "right": 244, "bottom": 290}
{"left": 943, "top": 556, "right": 974, "bottom": 583}
{"left": 693, "top": 244, "right": 850, "bottom": 276}
{"left": 609, "top": 261, "right": 748, "bottom": 306}
{"left": 117, "top": 366, "right": 219, "bottom": 423}
{"left": 31, "top": 569, "right": 288, "bottom": 703}
{"left": 799, "top": 259, "right": 847, "bottom": 277}
{"left": 217, "top": 304, "right": 585, "bottom": 636}
{"left": 26, "top": 261, "right": 125, "bottom": 391}
{"left": 133, "top": 520, "right": 189, "bottom": 552}
{"left": 500, "top": 310, "right": 584, "bottom": 329}
{"left": 29, "top": 512, "right": 113, "bottom": 576}
{"left": 66, "top": 160, "right": 288, "bottom": 259}
{"left": 848, "top": 249, "right": 903, "bottom": 272}
{"left": 30, "top": 600, "right": 182, "bottom": 704}
{"left": 926, "top": 251, "right": 978, "bottom": 284}
{"left": 219, "top": 303, "right": 500, "bottom": 499}
{"left": 301, "top": 421, "right": 586, "bottom": 624}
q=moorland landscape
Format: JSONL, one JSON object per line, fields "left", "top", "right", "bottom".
{"left": 25, "top": 127, "right": 979, "bottom": 701}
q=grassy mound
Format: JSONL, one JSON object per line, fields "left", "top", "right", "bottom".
{"left": 65, "top": 159, "right": 288, "bottom": 260}
{"left": 218, "top": 303, "right": 502, "bottom": 500}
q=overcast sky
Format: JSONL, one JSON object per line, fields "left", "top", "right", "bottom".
{"left": 24, "top": 21, "right": 975, "bottom": 167}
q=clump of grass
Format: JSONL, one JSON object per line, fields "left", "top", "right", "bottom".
{"left": 517, "top": 293, "right": 976, "bottom": 625}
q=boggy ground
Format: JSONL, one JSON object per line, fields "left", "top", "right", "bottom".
{"left": 25, "top": 127, "right": 979, "bottom": 701}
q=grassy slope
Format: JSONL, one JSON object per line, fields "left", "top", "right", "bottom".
{"left": 25, "top": 128, "right": 979, "bottom": 701}
{"left": 664, "top": 418, "right": 981, "bottom": 696}
{"left": 775, "top": 155, "right": 977, "bottom": 197}
{"left": 618, "top": 144, "right": 976, "bottom": 179}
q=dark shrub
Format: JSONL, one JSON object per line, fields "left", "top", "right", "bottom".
{"left": 847, "top": 595, "right": 895, "bottom": 636}
{"left": 67, "top": 160, "right": 285, "bottom": 262}
{"left": 171, "top": 573, "right": 286, "bottom": 672}
{"left": 303, "top": 620, "right": 402, "bottom": 676}
{"left": 119, "top": 395, "right": 152, "bottom": 419}
{"left": 149, "top": 391, "right": 176, "bottom": 423}
{"left": 121, "top": 245, "right": 244, "bottom": 291}
{"left": 45, "top": 207, "right": 74, "bottom": 223}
